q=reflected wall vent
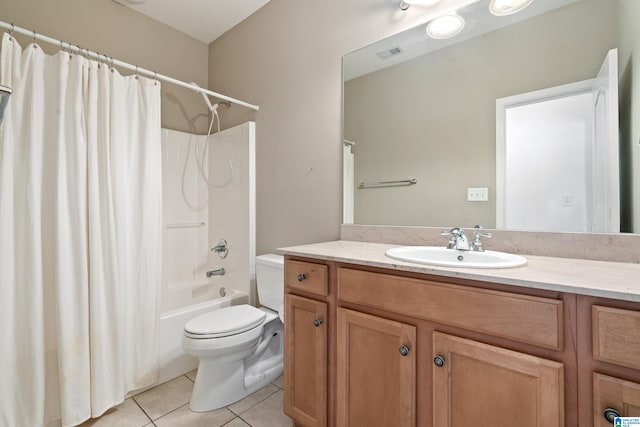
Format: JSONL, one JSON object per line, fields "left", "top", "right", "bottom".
{"left": 376, "top": 47, "right": 403, "bottom": 60}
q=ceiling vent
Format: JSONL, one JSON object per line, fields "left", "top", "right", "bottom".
{"left": 376, "top": 47, "right": 403, "bottom": 61}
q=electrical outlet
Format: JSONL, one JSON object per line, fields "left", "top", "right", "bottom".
{"left": 467, "top": 187, "right": 489, "bottom": 202}
{"left": 561, "top": 194, "right": 574, "bottom": 207}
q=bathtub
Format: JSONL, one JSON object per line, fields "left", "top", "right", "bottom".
{"left": 157, "top": 289, "right": 248, "bottom": 385}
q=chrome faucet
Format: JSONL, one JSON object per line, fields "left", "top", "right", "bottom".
{"left": 442, "top": 227, "right": 492, "bottom": 252}
{"left": 206, "top": 268, "right": 225, "bottom": 277}
{"left": 442, "top": 227, "right": 470, "bottom": 251}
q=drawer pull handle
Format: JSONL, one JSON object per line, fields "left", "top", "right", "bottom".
{"left": 399, "top": 345, "right": 410, "bottom": 356}
{"left": 603, "top": 407, "right": 621, "bottom": 424}
{"left": 433, "top": 355, "right": 446, "bottom": 367}
{"left": 313, "top": 318, "right": 323, "bottom": 327}
{"left": 297, "top": 274, "right": 306, "bottom": 282}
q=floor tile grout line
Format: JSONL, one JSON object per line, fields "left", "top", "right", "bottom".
{"left": 152, "top": 401, "right": 192, "bottom": 423}
{"left": 229, "top": 384, "right": 281, "bottom": 416}
{"left": 237, "top": 414, "right": 252, "bottom": 427}
{"left": 131, "top": 396, "right": 154, "bottom": 424}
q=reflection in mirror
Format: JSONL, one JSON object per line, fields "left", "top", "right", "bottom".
{"left": 343, "top": 0, "right": 639, "bottom": 234}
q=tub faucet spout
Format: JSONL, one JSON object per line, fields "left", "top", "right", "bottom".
{"left": 206, "top": 268, "right": 225, "bottom": 277}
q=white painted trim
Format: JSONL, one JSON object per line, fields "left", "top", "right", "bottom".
{"left": 495, "top": 79, "right": 594, "bottom": 228}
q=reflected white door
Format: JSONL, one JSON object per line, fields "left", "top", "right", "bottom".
{"left": 343, "top": 142, "right": 355, "bottom": 224}
{"left": 590, "top": 48, "right": 620, "bottom": 233}
{"left": 496, "top": 49, "right": 620, "bottom": 232}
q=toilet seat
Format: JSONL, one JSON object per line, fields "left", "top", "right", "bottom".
{"left": 184, "top": 305, "right": 266, "bottom": 339}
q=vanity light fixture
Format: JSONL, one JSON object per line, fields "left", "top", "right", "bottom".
{"left": 489, "top": 0, "right": 534, "bottom": 16}
{"left": 426, "top": 13, "right": 465, "bottom": 39}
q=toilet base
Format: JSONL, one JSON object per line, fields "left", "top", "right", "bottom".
{"left": 189, "top": 353, "right": 284, "bottom": 412}
{"left": 187, "top": 317, "right": 284, "bottom": 412}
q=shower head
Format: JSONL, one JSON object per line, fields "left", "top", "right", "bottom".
{"left": 190, "top": 82, "right": 218, "bottom": 113}
{"left": 0, "top": 85, "right": 11, "bottom": 127}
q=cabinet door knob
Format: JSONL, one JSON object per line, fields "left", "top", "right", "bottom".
{"left": 399, "top": 345, "right": 410, "bottom": 356}
{"left": 297, "top": 273, "right": 306, "bottom": 282}
{"left": 433, "top": 355, "right": 446, "bottom": 367}
{"left": 603, "top": 407, "right": 621, "bottom": 424}
{"left": 313, "top": 318, "right": 323, "bottom": 327}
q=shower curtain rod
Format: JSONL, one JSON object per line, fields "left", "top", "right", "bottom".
{"left": 0, "top": 21, "right": 260, "bottom": 112}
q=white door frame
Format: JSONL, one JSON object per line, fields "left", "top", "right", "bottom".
{"left": 495, "top": 79, "right": 594, "bottom": 229}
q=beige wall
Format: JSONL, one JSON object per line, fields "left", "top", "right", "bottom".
{"left": 345, "top": 0, "right": 617, "bottom": 228}
{"left": 0, "top": 0, "right": 210, "bottom": 134}
{"left": 208, "top": 0, "right": 476, "bottom": 255}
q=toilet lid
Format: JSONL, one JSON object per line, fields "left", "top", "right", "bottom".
{"left": 184, "top": 305, "right": 267, "bottom": 338}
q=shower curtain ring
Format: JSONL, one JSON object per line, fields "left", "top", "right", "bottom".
{"left": 154, "top": 71, "right": 158, "bottom": 86}
{"left": 135, "top": 65, "right": 139, "bottom": 80}
{"left": 9, "top": 23, "right": 14, "bottom": 40}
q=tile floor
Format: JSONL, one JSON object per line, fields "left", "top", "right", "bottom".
{"left": 79, "top": 371, "right": 293, "bottom": 427}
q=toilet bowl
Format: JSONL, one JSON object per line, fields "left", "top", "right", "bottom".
{"left": 181, "top": 254, "right": 285, "bottom": 412}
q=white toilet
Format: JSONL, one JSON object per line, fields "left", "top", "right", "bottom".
{"left": 181, "top": 254, "right": 285, "bottom": 412}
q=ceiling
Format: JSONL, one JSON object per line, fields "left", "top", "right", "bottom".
{"left": 112, "top": 0, "right": 271, "bottom": 44}
{"left": 343, "top": 0, "right": 577, "bottom": 81}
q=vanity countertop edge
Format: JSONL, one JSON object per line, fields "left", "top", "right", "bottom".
{"left": 277, "top": 240, "right": 640, "bottom": 302}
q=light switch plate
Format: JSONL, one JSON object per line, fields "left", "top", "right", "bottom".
{"left": 467, "top": 187, "right": 489, "bottom": 202}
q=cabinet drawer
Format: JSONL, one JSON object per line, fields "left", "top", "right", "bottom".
{"left": 593, "top": 305, "right": 640, "bottom": 369}
{"left": 593, "top": 373, "right": 640, "bottom": 426}
{"left": 285, "top": 260, "right": 328, "bottom": 297}
{"left": 338, "top": 268, "right": 563, "bottom": 350}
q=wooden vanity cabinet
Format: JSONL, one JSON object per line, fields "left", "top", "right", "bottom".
{"left": 336, "top": 308, "right": 416, "bottom": 427}
{"left": 284, "top": 259, "right": 331, "bottom": 427}
{"left": 433, "top": 332, "right": 564, "bottom": 427}
{"left": 335, "top": 266, "right": 572, "bottom": 427}
{"left": 284, "top": 257, "right": 622, "bottom": 427}
{"left": 577, "top": 296, "right": 640, "bottom": 427}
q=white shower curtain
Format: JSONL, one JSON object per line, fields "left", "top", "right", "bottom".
{"left": 0, "top": 33, "right": 162, "bottom": 427}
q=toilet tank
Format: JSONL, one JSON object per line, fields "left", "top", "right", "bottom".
{"left": 256, "top": 254, "right": 284, "bottom": 311}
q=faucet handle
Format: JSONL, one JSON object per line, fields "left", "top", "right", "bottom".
{"left": 474, "top": 231, "right": 492, "bottom": 238}
{"left": 471, "top": 230, "right": 492, "bottom": 252}
{"left": 443, "top": 227, "right": 464, "bottom": 236}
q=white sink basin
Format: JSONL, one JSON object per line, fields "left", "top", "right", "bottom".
{"left": 385, "top": 246, "right": 527, "bottom": 269}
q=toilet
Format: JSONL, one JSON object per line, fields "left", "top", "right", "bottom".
{"left": 181, "top": 253, "right": 285, "bottom": 412}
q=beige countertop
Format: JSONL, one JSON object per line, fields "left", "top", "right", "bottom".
{"left": 278, "top": 240, "right": 640, "bottom": 302}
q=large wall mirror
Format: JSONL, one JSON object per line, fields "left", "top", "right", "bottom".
{"left": 343, "top": 0, "right": 639, "bottom": 234}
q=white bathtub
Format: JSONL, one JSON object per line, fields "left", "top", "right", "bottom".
{"left": 156, "top": 289, "right": 248, "bottom": 385}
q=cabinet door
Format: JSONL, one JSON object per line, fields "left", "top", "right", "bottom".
{"left": 433, "top": 332, "right": 564, "bottom": 427}
{"left": 594, "top": 373, "right": 640, "bottom": 426}
{"left": 336, "top": 308, "right": 416, "bottom": 427}
{"left": 284, "top": 294, "right": 327, "bottom": 427}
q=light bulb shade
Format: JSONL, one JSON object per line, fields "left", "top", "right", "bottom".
{"left": 489, "top": 0, "right": 534, "bottom": 16}
{"left": 426, "top": 14, "right": 465, "bottom": 39}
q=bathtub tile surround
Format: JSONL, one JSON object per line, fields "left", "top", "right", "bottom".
{"left": 79, "top": 374, "right": 291, "bottom": 427}
{"left": 161, "top": 129, "right": 211, "bottom": 314}
{"left": 341, "top": 224, "right": 640, "bottom": 264}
